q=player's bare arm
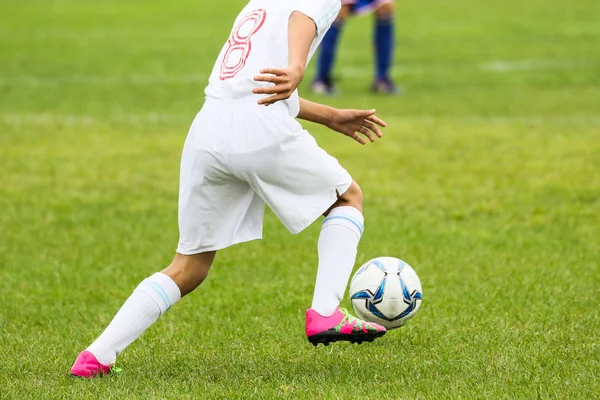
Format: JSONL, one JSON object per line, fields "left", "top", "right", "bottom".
{"left": 297, "top": 98, "right": 386, "bottom": 145}
{"left": 253, "top": 11, "right": 316, "bottom": 105}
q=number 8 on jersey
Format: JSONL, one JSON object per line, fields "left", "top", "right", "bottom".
{"left": 219, "top": 9, "right": 267, "bottom": 81}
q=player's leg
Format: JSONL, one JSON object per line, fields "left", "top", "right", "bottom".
{"left": 311, "top": 181, "right": 363, "bottom": 316}
{"left": 71, "top": 100, "right": 263, "bottom": 377}
{"left": 372, "top": 1, "right": 399, "bottom": 94}
{"left": 306, "top": 181, "right": 385, "bottom": 345}
{"left": 312, "top": 4, "right": 352, "bottom": 94}
{"left": 245, "top": 131, "right": 385, "bottom": 346}
{"left": 163, "top": 252, "right": 215, "bottom": 296}
{"left": 70, "top": 252, "right": 215, "bottom": 378}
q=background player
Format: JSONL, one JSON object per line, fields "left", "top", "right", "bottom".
{"left": 312, "top": 0, "right": 398, "bottom": 94}
{"left": 70, "top": 0, "right": 387, "bottom": 378}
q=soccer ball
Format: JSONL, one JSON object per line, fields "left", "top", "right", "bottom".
{"left": 349, "top": 257, "right": 423, "bottom": 330}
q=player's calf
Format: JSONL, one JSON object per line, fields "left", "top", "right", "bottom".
{"left": 162, "top": 251, "right": 216, "bottom": 297}
{"left": 70, "top": 252, "right": 215, "bottom": 378}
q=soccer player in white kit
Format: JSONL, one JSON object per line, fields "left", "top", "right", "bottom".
{"left": 71, "top": 0, "right": 387, "bottom": 378}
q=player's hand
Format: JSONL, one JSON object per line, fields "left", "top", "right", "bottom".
{"left": 253, "top": 65, "right": 304, "bottom": 106}
{"left": 326, "top": 109, "right": 386, "bottom": 145}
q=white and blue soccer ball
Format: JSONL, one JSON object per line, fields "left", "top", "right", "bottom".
{"left": 349, "top": 257, "right": 423, "bottom": 330}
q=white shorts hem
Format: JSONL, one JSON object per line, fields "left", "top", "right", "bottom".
{"left": 176, "top": 235, "right": 263, "bottom": 255}
{"left": 285, "top": 179, "right": 353, "bottom": 235}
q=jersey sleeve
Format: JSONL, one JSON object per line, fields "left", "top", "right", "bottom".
{"left": 293, "top": 0, "right": 341, "bottom": 38}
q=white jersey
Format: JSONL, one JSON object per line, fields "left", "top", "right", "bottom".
{"left": 204, "top": 0, "right": 341, "bottom": 117}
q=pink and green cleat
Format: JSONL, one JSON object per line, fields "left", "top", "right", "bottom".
{"left": 70, "top": 350, "right": 120, "bottom": 378}
{"left": 306, "top": 307, "right": 386, "bottom": 346}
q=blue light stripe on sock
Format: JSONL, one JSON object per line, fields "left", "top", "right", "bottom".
{"left": 323, "top": 215, "right": 364, "bottom": 235}
{"left": 143, "top": 280, "right": 171, "bottom": 310}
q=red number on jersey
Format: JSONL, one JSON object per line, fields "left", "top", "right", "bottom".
{"left": 219, "top": 9, "right": 267, "bottom": 81}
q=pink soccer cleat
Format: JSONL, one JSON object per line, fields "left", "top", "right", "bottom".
{"left": 306, "top": 307, "right": 386, "bottom": 346}
{"left": 70, "top": 350, "right": 115, "bottom": 378}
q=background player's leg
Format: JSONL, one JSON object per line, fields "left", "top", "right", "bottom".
{"left": 312, "top": 5, "right": 352, "bottom": 94}
{"left": 372, "top": 2, "right": 398, "bottom": 93}
{"left": 311, "top": 181, "right": 364, "bottom": 316}
{"left": 74, "top": 252, "right": 215, "bottom": 373}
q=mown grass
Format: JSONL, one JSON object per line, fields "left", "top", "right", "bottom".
{"left": 1, "top": 0, "right": 599, "bottom": 398}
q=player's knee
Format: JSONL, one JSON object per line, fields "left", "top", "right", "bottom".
{"left": 177, "top": 254, "right": 213, "bottom": 283}
{"left": 164, "top": 252, "right": 216, "bottom": 296}
{"left": 376, "top": 2, "right": 395, "bottom": 17}
{"left": 339, "top": 181, "right": 363, "bottom": 210}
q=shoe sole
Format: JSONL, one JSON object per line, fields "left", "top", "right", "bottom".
{"left": 70, "top": 372, "right": 107, "bottom": 379}
{"left": 307, "top": 330, "right": 386, "bottom": 346}
{"left": 70, "top": 368, "right": 118, "bottom": 378}
{"left": 70, "top": 372, "right": 97, "bottom": 379}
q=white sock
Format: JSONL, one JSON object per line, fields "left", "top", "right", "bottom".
{"left": 86, "top": 272, "right": 181, "bottom": 365}
{"left": 311, "top": 206, "right": 364, "bottom": 316}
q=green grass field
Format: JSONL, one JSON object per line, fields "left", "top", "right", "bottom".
{"left": 1, "top": 0, "right": 599, "bottom": 398}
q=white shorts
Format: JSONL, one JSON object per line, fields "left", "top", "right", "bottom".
{"left": 176, "top": 98, "right": 352, "bottom": 254}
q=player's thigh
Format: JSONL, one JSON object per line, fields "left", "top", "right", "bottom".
{"left": 178, "top": 149, "right": 264, "bottom": 254}
{"left": 247, "top": 131, "right": 353, "bottom": 234}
